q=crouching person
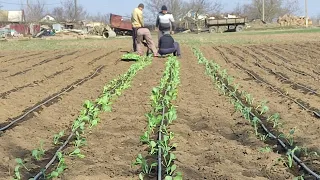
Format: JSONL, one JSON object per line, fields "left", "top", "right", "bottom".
{"left": 136, "top": 27, "right": 158, "bottom": 56}
{"left": 158, "top": 32, "right": 181, "bottom": 57}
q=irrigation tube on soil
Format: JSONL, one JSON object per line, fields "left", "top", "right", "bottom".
{"left": 213, "top": 46, "right": 320, "bottom": 118}
{"left": 134, "top": 56, "right": 182, "bottom": 180}
{"left": 193, "top": 48, "right": 320, "bottom": 180}
{"left": 0, "top": 65, "right": 104, "bottom": 132}
{"left": 28, "top": 56, "right": 152, "bottom": 180}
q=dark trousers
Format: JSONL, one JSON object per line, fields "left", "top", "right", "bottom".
{"left": 158, "top": 42, "right": 181, "bottom": 56}
{"left": 132, "top": 27, "right": 138, "bottom": 52}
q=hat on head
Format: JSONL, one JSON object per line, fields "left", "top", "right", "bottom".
{"left": 161, "top": 5, "right": 167, "bottom": 11}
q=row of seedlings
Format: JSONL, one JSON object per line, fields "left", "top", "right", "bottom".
{"left": 134, "top": 56, "right": 182, "bottom": 180}
{"left": 192, "top": 48, "right": 320, "bottom": 180}
{"left": 13, "top": 55, "right": 153, "bottom": 180}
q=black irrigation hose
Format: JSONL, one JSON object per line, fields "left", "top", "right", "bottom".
{"left": 157, "top": 90, "right": 168, "bottom": 180}
{"left": 234, "top": 63, "right": 320, "bottom": 118}
{"left": 32, "top": 60, "right": 149, "bottom": 179}
{"left": 199, "top": 53, "right": 320, "bottom": 179}
{"left": 222, "top": 83, "right": 320, "bottom": 179}
{"left": 33, "top": 131, "right": 74, "bottom": 180}
{"left": 0, "top": 65, "right": 104, "bottom": 132}
{"left": 213, "top": 47, "right": 320, "bottom": 118}
{"left": 33, "top": 78, "right": 123, "bottom": 180}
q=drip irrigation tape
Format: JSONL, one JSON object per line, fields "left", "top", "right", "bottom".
{"left": 33, "top": 131, "right": 74, "bottom": 180}
{"left": 200, "top": 55, "right": 320, "bottom": 179}
{"left": 33, "top": 80, "right": 123, "bottom": 180}
{"left": 32, "top": 58, "right": 152, "bottom": 179}
{"left": 224, "top": 83, "right": 320, "bottom": 179}
{"left": 0, "top": 66, "right": 104, "bottom": 132}
{"left": 234, "top": 63, "right": 320, "bottom": 118}
{"left": 158, "top": 91, "right": 168, "bottom": 180}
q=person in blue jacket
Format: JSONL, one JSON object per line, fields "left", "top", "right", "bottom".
{"left": 158, "top": 31, "right": 181, "bottom": 57}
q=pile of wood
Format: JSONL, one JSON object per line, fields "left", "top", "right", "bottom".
{"left": 277, "top": 14, "right": 312, "bottom": 26}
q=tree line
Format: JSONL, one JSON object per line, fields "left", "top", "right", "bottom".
{"left": 2, "top": 0, "right": 319, "bottom": 25}
{"left": 16, "top": 0, "right": 108, "bottom": 23}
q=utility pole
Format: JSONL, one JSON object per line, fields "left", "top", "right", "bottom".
{"left": 74, "top": 0, "right": 77, "bottom": 21}
{"left": 262, "top": 0, "right": 265, "bottom": 22}
{"left": 305, "top": 0, "right": 308, "bottom": 28}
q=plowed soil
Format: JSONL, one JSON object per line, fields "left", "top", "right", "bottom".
{"left": 0, "top": 36, "right": 319, "bottom": 180}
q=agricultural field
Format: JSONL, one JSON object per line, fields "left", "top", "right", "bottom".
{"left": 0, "top": 28, "right": 320, "bottom": 180}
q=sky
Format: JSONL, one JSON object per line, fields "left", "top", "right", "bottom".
{"left": 0, "top": 0, "right": 319, "bottom": 17}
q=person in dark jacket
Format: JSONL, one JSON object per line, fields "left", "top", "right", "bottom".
{"left": 156, "top": 5, "right": 175, "bottom": 40}
{"left": 158, "top": 31, "right": 181, "bottom": 57}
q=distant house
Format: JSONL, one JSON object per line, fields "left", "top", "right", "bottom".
{"left": 40, "top": 14, "right": 56, "bottom": 22}
{"left": 0, "top": 10, "right": 25, "bottom": 22}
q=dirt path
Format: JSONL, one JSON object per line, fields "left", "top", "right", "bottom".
{"left": 0, "top": 51, "right": 134, "bottom": 179}
{"left": 62, "top": 58, "right": 165, "bottom": 180}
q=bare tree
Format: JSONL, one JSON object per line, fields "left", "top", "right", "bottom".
{"left": 51, "top": 0, "right": 87, "bottom": 22}
{"left": 52, "top": 7, "right": 64, "bottom": 22}
{"left": 22, "top": 0, "right": 47, "bottom": 22}
{"left": 144, "top": 0, "right": 222, "bottom": 23}
{"left": 86, "top": 13, "right": 110, "bottom": 24}
{"left": 185, "top": 0, "right": 223, "bottom": 15}
{"left": 144, "top": 0, "right": 186, "bottom": 21}
{"left": 238, "top": 0, "right": 300, "bottom": 22}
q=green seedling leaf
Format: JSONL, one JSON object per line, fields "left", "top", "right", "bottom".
{"left": 170, "top": 164, "right": 177, "bottom": 175}
{"left": 173, "top": 172, "right": 183, "bottom": 180}
{"left": 101, "top": 104, "right": 112, "bottom": 112}
{"left": 50, "top": 171, "right": 59, "bottom": 178}
{"left": 122, "top": 53, "right": 141, "bottom": 60}
{"left": 15, "top": 158, "right": 23, "bottom": 165}
{"left": 139, "top": 173, "right": 144, "bottom": 180}
{"left": 259, "top": 146, "right": 272, "bottom": 153}
{"left": 53, "top": 130, "right": 64, "bottom": 145}
{"left": 165, "top": 176, "right": 173, "bottom": 180}
{"left": 14, "top": 165, "right": 21, "bottom": 179}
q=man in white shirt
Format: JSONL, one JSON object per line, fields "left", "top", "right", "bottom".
{"left": 156, "top": 5, "right": 175, "bottom": 40}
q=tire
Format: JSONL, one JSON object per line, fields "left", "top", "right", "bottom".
{"left": 209, "top": 27, "right": 217, "bottom": 33}
{"left": 236, "top": 25, "right": 244, "bottom": 32}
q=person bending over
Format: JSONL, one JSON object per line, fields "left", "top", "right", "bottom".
{"left": 136, "top": 28, "right": 158, "bottom": 56}
{"left": 158, "top": 32, "right": 181, "bottom": 57}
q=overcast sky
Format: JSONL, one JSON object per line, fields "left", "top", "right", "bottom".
{"left": 1, "top": 0, "right": 319, "bottom": 17}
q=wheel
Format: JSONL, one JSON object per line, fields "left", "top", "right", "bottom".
{"left": 236, "top": 25, "right": 244, "bottom": 32}
{"left": 209, "top": 27, "right": 217, "bottom": 33}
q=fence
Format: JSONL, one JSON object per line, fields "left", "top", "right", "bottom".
{"left": 0, "top": 23, "right": 40, "bottom": 35}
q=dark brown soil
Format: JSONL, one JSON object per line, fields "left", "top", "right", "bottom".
{"left": 0, "top": 38, "right": 319, "bottom": 180}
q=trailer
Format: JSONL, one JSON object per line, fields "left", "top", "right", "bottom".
{"left": 179, "top": 11, "right": 248, "bottom": 33}
{"left": 109, "top": 13, "right": 132, "bottom": 36}
{"left": 205, "top": 17, "right": 247, "bottom": 33}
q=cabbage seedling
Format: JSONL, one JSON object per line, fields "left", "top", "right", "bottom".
{"left": 53, "top": 130, "right": 64, "bottom": 145}
{"left": 13, "top": 158, "right": 29, "bottom": 180}
{"left": 122, "top": 53, "right": 141, "bottom": 60}
{"left": 32, "top": 141, "right": 45, "bottom": 161}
